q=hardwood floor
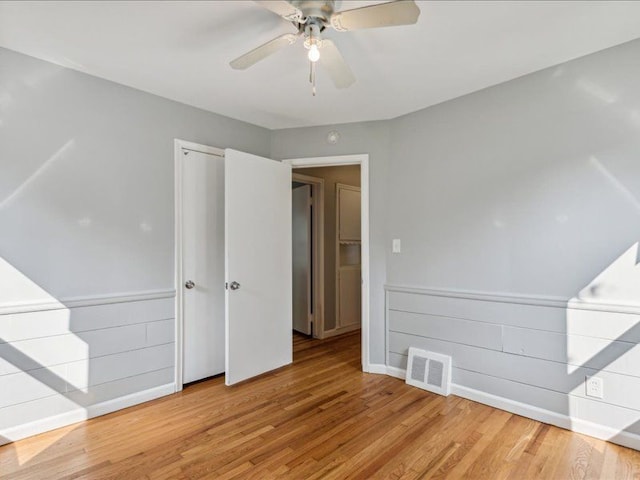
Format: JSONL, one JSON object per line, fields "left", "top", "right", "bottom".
{"left": 1, "top": 331, "right": 640, "bottom": 479}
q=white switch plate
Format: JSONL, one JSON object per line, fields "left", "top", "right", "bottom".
{"left": 585, "top": 376, "right": 603, "bottom": 399}
{"left": 392, "top": 239, "right": 401, "bottom": 253}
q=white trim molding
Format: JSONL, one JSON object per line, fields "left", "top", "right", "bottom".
{"left": 367, "top": 364, "right": 388, "bottom": 375}
{"left": 283, "top": 154, "right": 372, "bottom": 373}
{"left": 0, "top": 383, "right": 175, "bottom": 446}
{"left": 385, "top": 284, "right": 640, "bottom": 316}
{"left": 386, "top": 366, "right": 406, "bottom": 380}
{"left": 0, "top": 289, "right": 175, "bottom": 316}
{"left": 283, "top": 154, "right": 366, "bottom": 168}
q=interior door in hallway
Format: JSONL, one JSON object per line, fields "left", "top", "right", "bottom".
{"left": 292, "top": 184, "right": 312, "bottom": 335}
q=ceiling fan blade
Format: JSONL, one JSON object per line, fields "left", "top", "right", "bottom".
{"left": 230, "top": 33, "right": 299, "bottom": 70}
{"left": 330, "top": 0, "right": 420, "bottom": 32}
{"left": 320, "top": 39, "right": 356, "bottom": 89}
{"left": 255, "top": 1, "right": 303, "bottom": 22}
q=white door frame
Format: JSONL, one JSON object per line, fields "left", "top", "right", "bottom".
{"left": 283, "top": 154, "right": 371, "bottom": 372}
{"left": 174, "top": 139, "right": 224, "bottom": 392}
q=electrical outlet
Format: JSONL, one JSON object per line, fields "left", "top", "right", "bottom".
{"left": 392, "top": 239, "right": 401, "bottom": 253}
{"left": 585, "top": 376, "right": 603, "bottom": 399}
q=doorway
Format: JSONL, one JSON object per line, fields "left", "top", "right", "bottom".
{"left": 284, "top": 154, "right": 371, "bottom": 371}
{"left": 292, "top": 165, "right": 361, "bottom": 340}
{"left": 174, "top": 146, "right": 371, "bottom": 391}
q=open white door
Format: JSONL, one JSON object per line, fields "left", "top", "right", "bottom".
{"left": 292, "top": 184, "right": 312, "bottom": 335}
{"left": 225, "top": 149, "right": 292, "bottom": 385}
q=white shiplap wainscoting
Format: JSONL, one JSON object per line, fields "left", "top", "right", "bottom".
{"left": 0, "top": 291, "right": 176, "bottom": 445}
{"left": 384, "top": 285, "right": 640, "bottom": 451}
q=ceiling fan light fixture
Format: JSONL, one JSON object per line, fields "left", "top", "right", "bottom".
{"left": 304, "top": 22, "right": 322, "bottom": 63}
{"left": 308, "top": 44, "right": 320, "bottom": 62}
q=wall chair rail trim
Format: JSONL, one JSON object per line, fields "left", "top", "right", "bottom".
{"left": 0, "top": 289, "right": 176, "bottom": 316}
{"left": 384, "top": 284, "right": 640, "bottom": 316}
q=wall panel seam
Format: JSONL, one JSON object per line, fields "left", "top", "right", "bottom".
{"left": 0, "top": 392, "right": 61, "bottom": 412}
{"left": 64, "top": 366, "right": 175, "bottom": 394}
{"left": 388, "top": 329, "right": 502, "bottom": 351}
{"left": 0, "top": 317, "right": 176, "bottom": 346}
{"left": 0, "top": 341, "right": 177, "bottom": 379}
{"left": 388, "top": 337, "right": 640, "bottom": 379}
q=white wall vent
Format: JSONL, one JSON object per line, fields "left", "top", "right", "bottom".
{"left": 406, "top": 347, "right": 452, "bottom": 396}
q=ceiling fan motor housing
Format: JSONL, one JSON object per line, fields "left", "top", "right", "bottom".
{"left": 290, "top": 0, "right": 336, "bottom": 25}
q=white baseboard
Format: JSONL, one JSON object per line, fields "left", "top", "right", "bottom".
{"left": 0, "top": 383, "right": 175, "bottom": 446}
{"left": 367, "top": 363, "right": 387, "bottom": 375}
{"left": 385, "top": 366, "right": 406, "bottom": 380}
{"left": 322, "top": 324, "right": 361, "bottom": 338}
{"left": 384, "top": 367, "right": 640, "bottom": 451}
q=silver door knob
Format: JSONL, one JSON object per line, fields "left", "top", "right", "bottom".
{"left": 230, "top": 281, "right": 241, "bottom": 290}
{"left": 185, "top": 280, "right": 195, "bottom": 289}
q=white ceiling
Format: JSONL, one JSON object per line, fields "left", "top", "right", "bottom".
{"left": 1, "top": 1, "right": 640, "bottom": 129}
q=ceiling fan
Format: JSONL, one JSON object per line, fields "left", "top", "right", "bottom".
{"left": 230, "top": 0, "right": 421, "bottom": 94}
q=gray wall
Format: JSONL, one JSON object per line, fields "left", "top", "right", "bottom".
{"left": 0, "top": 46, "right": 270, "bottom": 443}
{"left": 0, "top": 47, "right": 270, "bottom": 301}
{"left": 272, "top": 121, "right": 391, "bottom": 363}
{"left": 388, "top": 40, "right": 640, "bottom": 298}
{"left": 273, "top": 39, "right": 640, "bottom": 447}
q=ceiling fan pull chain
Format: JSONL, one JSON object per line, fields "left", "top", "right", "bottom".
{"left": 310, "top": 60, "right": 317, "bottom": 96}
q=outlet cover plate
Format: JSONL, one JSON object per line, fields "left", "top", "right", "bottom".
{"left": 586, "top": 376, "right": 604, "bottom": 399}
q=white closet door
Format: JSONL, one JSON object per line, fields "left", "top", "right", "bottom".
{"left": 182, "top": 149, "right": 225, "bottom": 384}
{"left": 224, "top": 149, "right": 292, "bottom": 386}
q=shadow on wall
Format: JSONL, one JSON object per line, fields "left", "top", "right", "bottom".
{"left": 0, "top": 76, "right": 99, "bottom": 465}
{"left": 0, "top": 64, "right": 174, "bottom": 470}
{"left": 564, "top": 242, "right": 640, "bottom": 445}
{"left": 500, "top": 241, "right": 640, "bottom": 446}
{"left": 0, "top": 258, "right": 87, "bottom": 470}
